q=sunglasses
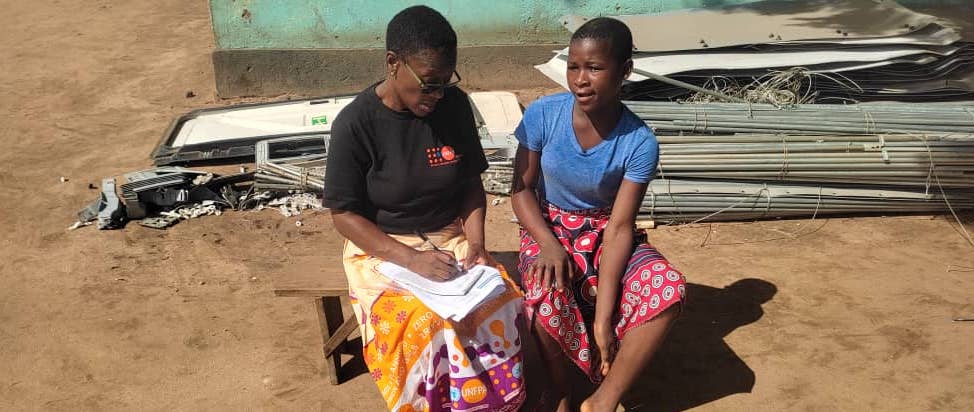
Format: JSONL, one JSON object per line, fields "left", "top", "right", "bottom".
{"left": 400, "top": 60, "right": 462, "bottom": 94}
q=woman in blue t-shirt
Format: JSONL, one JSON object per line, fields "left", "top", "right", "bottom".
{"left": 511, "top": 17, "right": 687, "bottom": 412}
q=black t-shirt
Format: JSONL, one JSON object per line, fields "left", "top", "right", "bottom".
{"left": 323, "top": 83, "right": 488, "bottom": 234}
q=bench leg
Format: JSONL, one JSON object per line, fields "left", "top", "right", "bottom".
{"left": 315, "top": 296, "right": 346, "bottom": 385}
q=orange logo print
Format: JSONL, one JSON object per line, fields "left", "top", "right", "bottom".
{"left": 452, "top": 336, "right": 471, "bottom": 368}
{"left": 461, "top": 379, "right": 488, "bottom": 403}
{"left": 490, "top": 320, "right": 511, "bottom": 349}
{"left": 441, "top": 145, "right": 455, "bottom": 161}
{"left": 426, "top": 145, "right": 460, "bottom": 167}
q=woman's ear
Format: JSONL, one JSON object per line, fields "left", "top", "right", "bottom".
{"left": 385, "top": 51, "right": 399, "bottom": 77}
{"left": 622, "top": 58, "right": 633, "bottom": 80}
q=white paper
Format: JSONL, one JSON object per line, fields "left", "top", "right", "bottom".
{"left": 377, "top": 263, "right": 507, "bottom": 321}
{"left": 377, "top": 262, "right": 485, "bottom": 296}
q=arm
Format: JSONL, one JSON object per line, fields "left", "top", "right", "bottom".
{"left": 332, "top": 210, "right": 420, "bottom": 265}
{"left": 458, "top": 176, "right": 488, "bottom": 269}
{"left": 593, "top": 179, "right": 649, "bottom": 375}
{"left": 330, "top": 211, "right": 458, "bottom": 280}
{"left": 592, "top": 127, "right": 658, "bottom": 376}
{"left": 597, "top": 131, "right": 658, "bottom": 315}
{"left": 511, "top": 144, "right": 572, "bottom": 290}
{"left": 594, "top": 179, "right": 647, "bottom": 325}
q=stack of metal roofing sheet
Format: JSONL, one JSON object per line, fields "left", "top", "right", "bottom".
{"left": 616, "top": 45, "right": 974, "bottom": 103}
{"left": 644, "top": 178, "right": 974, "bottom": 224}
{"left": 639, "top": 100, "right": 974, "bottom": 220}
{"left": 626, "top": 100, "right": 974, "bottom": 136}
{"left": 538, "top": 0, "right": 974, "bottom": 103}
{"left": 653, "top": 134, "right": 974, "bottom": 188}
{"left": 253, "top": 135, "right": 328, "bottom": 192}
{"left": 635, "top": 99, "right": 974, "bottom": 221}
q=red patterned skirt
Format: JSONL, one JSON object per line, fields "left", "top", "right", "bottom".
{"left": 518, "top": 203, "right": 686, "bottom": 382}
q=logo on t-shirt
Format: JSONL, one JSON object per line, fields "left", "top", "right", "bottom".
{"left": 426, "top": 145, "right": 461, "bottom": 167}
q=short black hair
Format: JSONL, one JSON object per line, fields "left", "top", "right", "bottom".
{"left": 570, "top": 17, "right": 633, "bottom": 64}
{"left": 386, "top": 6, "right": 457, "bottom": 63}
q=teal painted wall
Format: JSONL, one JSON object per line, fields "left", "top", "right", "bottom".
{"left": 211, "top": 0, "right": 764, "bottom": 49}
{"left": 209, "top": 0, "right": 970, "bottom": 49}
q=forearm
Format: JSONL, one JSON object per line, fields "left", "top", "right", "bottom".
{"left": 595, "top": 226, "right": 634, "bottom": 325}
{"left": 511, "top": 146, "right": 561, "bottom": 249}
{"left": 593, "top": 179, "right": 649, "bottom": 325}
{"left": 330, "top": 210, "right": 417, "bottom": 266}
{"left": 459, "top": 178, "right": 487, "bottom": 247}
{"left": 511, "top": 188, "right": 561, "bottom": 249}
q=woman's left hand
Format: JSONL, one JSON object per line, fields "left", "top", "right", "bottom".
{"left": 463, "top": 242, "right": 490, "bottom": 270}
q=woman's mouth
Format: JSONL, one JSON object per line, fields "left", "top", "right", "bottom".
{"left": 417, "top": 102, "right": 435, "bottom": 114}
{"left": 575, "top": 92, "right": 595, "bottom": 104}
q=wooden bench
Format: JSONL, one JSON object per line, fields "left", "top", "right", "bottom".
{"left": 271, "top": 269, "right": 358, "bottom": 385}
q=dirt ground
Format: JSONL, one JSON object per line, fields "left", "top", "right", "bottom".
{"left": 1, "top": 1, "right": 972, "bottom": 411}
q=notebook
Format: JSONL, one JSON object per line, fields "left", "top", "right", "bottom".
{"left": 377, "top": 262, "right": 507, "bottom": 321}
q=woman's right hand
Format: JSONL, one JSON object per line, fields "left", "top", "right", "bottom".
{"left": 407, "top": 249, "right": 460, "bottom": 281}
{"left": 527, "top": 242, "right": 574, "bottom": 292}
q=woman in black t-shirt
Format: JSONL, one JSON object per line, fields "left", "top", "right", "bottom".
{"left": 322, "top": 6, "right": 525, "bottom": 412}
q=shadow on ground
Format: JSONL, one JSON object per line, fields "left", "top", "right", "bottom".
{"left": 338, "top": 336, "right": 369, "bottom": 382}
{"left": 623, "top": 278, "right": 777, "bottom": 411}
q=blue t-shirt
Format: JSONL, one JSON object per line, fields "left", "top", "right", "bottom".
{"left": 514, "top": 93, "right": 658, "bottom": 210}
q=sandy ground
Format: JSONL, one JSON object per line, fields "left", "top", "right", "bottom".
{"left": 1, "top": 1, "right": 973, "bottom": 411}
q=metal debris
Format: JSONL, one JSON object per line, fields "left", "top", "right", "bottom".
{"left": 262, "top": 193, "right": 323, "bottom": 217}
{"left": 192, "top": 173, "right": 214, "bottom": 186}
{"left": 67, "top": 221, "right": 92, "bottom": 231}
{"left": 139, "top": 214, "right": 182, "bottom": 229}
{"left": 120, "top": 167, "right": 210, "bottom": 219}
{"left": 162, "top": 200, "right": 223, "bottom": 220}
{"left": 77, "top": 198, "right": 101, "bottom": 224}
{"left": 73, "top": 167, "right": 255, "bottom": 230}
{"left": 97, "top": 178, "right": 126, "bottom": 230}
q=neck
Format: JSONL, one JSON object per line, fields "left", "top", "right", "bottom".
{"left": 375, "top": 79, "right": 406, "bottom": 112}
{"left": 579, "top": 101, "right": 623, "bottom": 134}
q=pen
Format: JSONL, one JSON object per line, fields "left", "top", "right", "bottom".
{"left": 414, "top": 230, "right": 442, "bottom": 253}
{"left": 416, "top": 230, "right": 463, "bottom": 273}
